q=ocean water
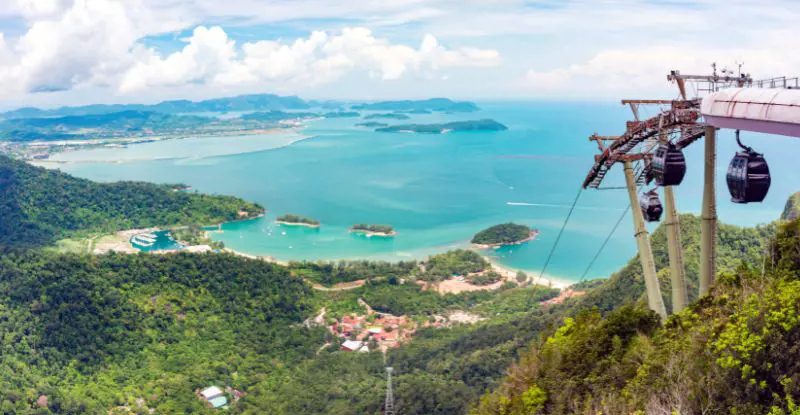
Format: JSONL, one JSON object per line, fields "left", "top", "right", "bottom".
{"left": 54, "top": 102, "right": 800, "bottom": 283}
{"left": 131, "top": 230, "right": 182, "bottom": 252}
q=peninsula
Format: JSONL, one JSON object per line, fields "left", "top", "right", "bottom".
{"left": 376, "top": 119, "right": 508, "bottom": 134}
{"left": 471, "top": 223, "right": 538, "bottom": 248}
{"left": 276, "top": 214, "right": 321, "bottom": 228}
{"left": 350, "top": 224, "right": 396, "bottom": 237}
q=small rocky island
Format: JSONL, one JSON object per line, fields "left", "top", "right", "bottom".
{"left": 276, "top": 214, "right": 321, "bottom": 228}
{"left": 351, "top": 98, "right": 479, "bottom": 113}
{"left": 323, "top": 111, "right": 361, "bottom": 118}
{"left": 363, "top": 113, "right": 411, "bottom": 120}
{"left": 376, "top": 119, "right": 508, "bottom": 134}
{"left": 355, "top": 121, "right": 390, "bottom": 128}
{"left": 350, "top": 224, "right": 396, "bottom": 237}
{"left": 471, "top": 223, "right": 538, "bottom": 248}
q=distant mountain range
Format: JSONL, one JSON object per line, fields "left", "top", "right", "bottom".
{"left": 1, "top": 94, "right": 311, "bottom": 120}
{"left": 1, "top": 95, "right": 480, "bottom": 120}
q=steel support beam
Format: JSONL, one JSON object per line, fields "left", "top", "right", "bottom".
{"left": 624, "top": 161, "right": 667, "bottom": 319}
{"left": 663, "top": 186, "right": 688, "bottom": 312}
{"left": 700, "top": 126, "right": 718, "bottom": 296}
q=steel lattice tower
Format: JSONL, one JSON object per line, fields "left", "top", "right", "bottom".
{"left": 384, "top": 367, "right": 395, "bottom": 415}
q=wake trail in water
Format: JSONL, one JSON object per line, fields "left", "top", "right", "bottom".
{"left": 507, "top": 202, "right": 625, "bottom": 212}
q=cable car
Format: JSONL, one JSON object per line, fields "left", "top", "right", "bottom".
{"left": 726, "top": 131, "right": 771, "bottom": 204}
{"left": 651, "top": 143, "right": 686, "bottom": 186}
{"left": 639, "top": 190, "right": 663, "bottom": 222}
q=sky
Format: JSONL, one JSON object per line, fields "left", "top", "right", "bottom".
{"left": 0, "top": 0, "right": 798, "bottom": 109}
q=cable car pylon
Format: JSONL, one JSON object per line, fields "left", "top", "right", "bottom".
{"left": 384, "top": 367, "right": 395, "bottom": 415}
{"left": 623, "top": 160, "right": 667, "bottom": 318}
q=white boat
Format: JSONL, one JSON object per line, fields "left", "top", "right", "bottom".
{"left": 131, "top": 235, "right": 155, "bottom": 247}
{"left": 134, "top": 234, "right": 157, "bottom": 243}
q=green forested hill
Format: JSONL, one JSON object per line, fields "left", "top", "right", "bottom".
{"left": 0, "top": 250, "right": 317, "bottom": 414}
{"left": 0, "top": 156, "right": 263, "bottom": 247}
{"left": 471, "top": 218, "right": 800, "bottom": 414}
{"left": 783, "top": 192, "right": 800, "bottom": 220}
{"left": 572, "top": 214, "right": 775, "bottom": 314}
{"left": 0, "top": 210, "right": 786, "bottom": 414}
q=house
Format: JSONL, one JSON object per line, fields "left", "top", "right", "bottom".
{"left": 198, "top": 386, "right": 228, "bottom": 409}
{"left": 341, "top": 340, "right": 364, "bottom": 352}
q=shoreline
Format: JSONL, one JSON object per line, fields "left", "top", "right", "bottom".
{"left": 276, "top": 220, "right": 321, "bottom": 228}
{"left": 472, "top": 229, "right": 539, "bottom": 250}
{"left": 349, "top": 229, "right": 397, "bottom": 237}
{"left": 482, "top": 256, "right": 572, "bottom": 290}
{"left": 29, "top": 129, "right": 312, "bottom": 166}
{"left": 222, "top": 248, "right": 290, "bottom": 266}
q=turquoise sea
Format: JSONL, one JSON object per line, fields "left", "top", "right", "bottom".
{"left": 54, "top": 102, "right": 800, "bottom": 283}
{"left": 130, "top": 230, "right": 182, "bottom": 252}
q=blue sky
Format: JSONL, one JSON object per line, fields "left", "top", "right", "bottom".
{"left": 0, "top": 0, "right": 798, "bottom": 109}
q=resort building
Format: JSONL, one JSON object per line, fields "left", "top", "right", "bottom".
{"left": 198, "top": 386, "right": 228, "bottom": 409}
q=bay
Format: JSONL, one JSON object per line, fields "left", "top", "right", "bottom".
{"left": 54, "top": 102, "right": 800, "bottom": 283}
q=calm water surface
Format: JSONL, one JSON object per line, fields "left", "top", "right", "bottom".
{"left": 56, "top": 102, "right": 800, "bottom": 283}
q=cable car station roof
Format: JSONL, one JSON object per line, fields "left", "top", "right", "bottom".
{"left": 702, "top": 88, "right": 800, "bottom": 138}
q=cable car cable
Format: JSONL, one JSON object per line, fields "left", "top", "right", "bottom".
{"left": 536, "top": 187, "right": 583, "bottom": 282}
{"left": 579, "top": 203, "right": 630, "bottom": 282}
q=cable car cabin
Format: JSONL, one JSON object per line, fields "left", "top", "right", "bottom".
{"left": 651, "top": 144, "right": 686, "bottom": 186}
{"left": 726, "top": 150, "right": 771, "bottom": 203}
{"left": 639, "top": 190, "right": 663, "bottom": 222}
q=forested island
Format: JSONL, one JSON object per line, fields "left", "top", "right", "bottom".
{"left": 355, "top": 121, "right": 389, "bottom": 128}
{"left": 350, "top": 224, "right": 396, "bottom": 236}
{"left": 352, "top": 98, "right": 479, "bottom": 113}
{"left": 376, "top": 119, "right": 508, "bottom": 134}
{"left": 322, "top": 111, "right": 360, "bottom": 118}
{"left": 363, "top": 113, "right": 411, "bottom": 120}
{"left": 239, "top": 110, "right": 317, "bottom": 122}
{"left": 276, "top": 214, "right": 321, "bottom": 227}
{"left": 471, "top": 223, "right": 538, "bottom": 248}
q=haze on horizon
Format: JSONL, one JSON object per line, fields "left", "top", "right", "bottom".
{"left": 0, "top": 0, "right": 798, "bottom": 110}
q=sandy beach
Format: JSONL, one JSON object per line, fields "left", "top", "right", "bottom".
{"left": 485, "top": 257, "right": 572, "bottom": 290}
{"left": 222, "top": 248, "right": 289, "bottom": 266}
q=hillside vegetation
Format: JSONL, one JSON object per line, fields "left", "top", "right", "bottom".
{"left": 783, "top": 191, "right": 800, "bottom": 220}
{"left": 472, "top": 218, "right": 800, "bottom": 415}
{"left": 0, "top": 250, "right": 317, "bottom": 414}
{"left": 0, "top": 156, "right": 263, "bottom": 247}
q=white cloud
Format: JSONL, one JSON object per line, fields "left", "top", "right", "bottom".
{"left": 121, "top": 26, "right": 238, "bottom": 92}
{"left": 0, "top": 0, "right": 190, "bottom": 95}
{"left": 0, "top": 0, "right": 797, "bottom": 105}
{"left": 119, "top": 26, "right": 501, "bottom": 92}
{"left": 524, "top": 43, "right": 800, "bottom": 99}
